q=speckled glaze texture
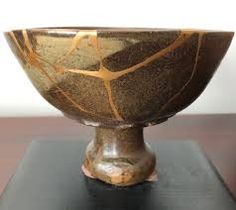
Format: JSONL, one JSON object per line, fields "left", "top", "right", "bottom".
{"left": 5, "top": 27, "right": 234, "bottom": 186}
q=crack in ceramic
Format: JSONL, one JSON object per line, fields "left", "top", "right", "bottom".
{"left": 9, "top": 31, "right": 91, "bottom": 114}
{"left": 157, "top": 32, "right": 204, "bottom": 115}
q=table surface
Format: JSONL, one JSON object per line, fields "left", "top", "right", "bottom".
{"left": 1, "top": 140, "right": 235, "bottom": 210}
{"left": 0, "top": 114, "right": 235, "bottom": 197}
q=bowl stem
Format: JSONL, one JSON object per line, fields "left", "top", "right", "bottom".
{"left": 83, "top": 126, "right": 156, "bottom": 186}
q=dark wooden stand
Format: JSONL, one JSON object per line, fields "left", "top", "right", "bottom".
{"left": 0, "top": 139, "right": 235, "bottom": 210}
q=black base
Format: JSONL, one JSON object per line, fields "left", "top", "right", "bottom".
{"left": 0, "top": 139, "right": 235, "bottom": 210}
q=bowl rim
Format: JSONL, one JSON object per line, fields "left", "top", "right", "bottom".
{"left": 4, "top": 26, "right": 234, "bottom": 34}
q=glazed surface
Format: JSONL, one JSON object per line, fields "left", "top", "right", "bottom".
{"left": 5, "top": 28, "right": 234, "bottom": 127}
{"left": 84, "top": 127, "right": 156, "bottom": 186}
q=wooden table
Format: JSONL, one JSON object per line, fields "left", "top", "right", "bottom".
{"left": 0, "top": 114, "right": 235, "bottom": 197}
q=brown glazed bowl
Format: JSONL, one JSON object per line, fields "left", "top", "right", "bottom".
{"left": 5, "top": 27, "right": 234, "bottom": 186}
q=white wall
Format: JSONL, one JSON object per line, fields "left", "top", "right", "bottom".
{"left": 0, "top": 0, "right": 235, "bottom": 116}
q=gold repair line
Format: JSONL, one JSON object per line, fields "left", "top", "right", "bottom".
{"left": 89, "top": 30, "right": 103, "bottom": 64}
{"left": 22, "top": 30, "right": 42, "bottom": 67}
{"left": 22, "top": 30, "right": 33, "bottom": 53}
{"left": 22, "top": 30, "right": 51, "bottom": 70}
{"left": 22, "top": 30, "right": 64, "bottom": 74}
{"left": 157, "top": 32, "right": 204, "bottom": 115}
{"left": 66, "top": 32, "right": 194, "bottom": 81}
{"left": 9, "top": 32, "right": 27, "bottom": 57}
{"left": 21, "top": 30, "right": 92, "bottom": 114}
{"left": 54, "top": 30, "right": 98, "bottom": 65}
{"left": 110, "top": 32, "right": 194, "bottom": 78}
{"left": 35, "top": 64, "right": 91, "bottom": 113}
{"left": 54, "top": 32, "right": 83, "bottom": 65}
{"left": 91, "top": 31, "right": 123, "bottom": 120}
{"left": 104, "top": 80, "right": 123, "bottom": 121}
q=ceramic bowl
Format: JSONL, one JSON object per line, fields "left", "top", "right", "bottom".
{"left": 5, "top": 27, "right": 234, "bottom": 186}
